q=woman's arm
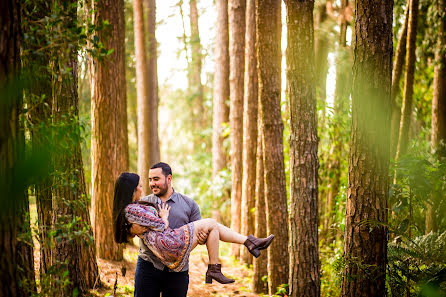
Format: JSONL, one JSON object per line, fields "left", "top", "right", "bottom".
{"left": 125, "top": 204, "right": 166, "bottom": 232}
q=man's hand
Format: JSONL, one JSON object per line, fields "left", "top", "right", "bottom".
{"left": 196, "top": 229, "right": 209, "bottom": 245}
{"left": 129, "top": 224, "right": 149, "bottom": 238}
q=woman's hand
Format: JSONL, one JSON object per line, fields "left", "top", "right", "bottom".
{"left": 158, "top": 203, "right": 170, "bottom": 220}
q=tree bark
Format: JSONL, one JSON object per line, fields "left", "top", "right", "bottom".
{"left": 134, "top": 0, "right": 157, "bottom": 193}
{"left": 285, "top": 1, "right": 320, "bottom": 296}
{"left": 51, "top": 1, "right": 99, "bottom": 294}
{"left": 256, "top": 0, "right": 289, "bottom": 294}
{"left": 146, "top": 0, "right": 160, "bottom": 165}
{"left": 340, "top": 1, "right": 393, "bottom": 296}
{"left": 0, "top": 1, "right": 36, "bottom": 295}
{"left": 390, "top": 2, "right": 410, "bottom": 158}
{"left": 212, "top": 0, "right": 230, "bottom": 179}
{"left": 229, "top": 0, "right": 246, "bottom": 257}
{"left": 91, "top": 0, "right": 128, "bottom": 261}
{"left": 252, "top": 119, "right": 268, "bottom": 294}
{"left": 395, "top": 0, "right": 419, "bottom": 160}
{"left": 427, "top": 0, "right": 446, "bottom": 234}
{"left": 240, "top": 0, "right": 258, "bottom": 264}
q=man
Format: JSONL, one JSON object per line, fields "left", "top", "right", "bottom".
{"left": 131, "top": 162, "right": 207, "bottom": 297}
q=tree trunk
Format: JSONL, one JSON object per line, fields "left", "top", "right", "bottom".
{"left": 91, "top": 0, "right": 128, "bottom": 261}
{"left": 395, "top": 0, "right": 419, "bottom": 160}
{"left": 285, "top": 1, "right": 320, "bottom": 296}
{"left": 229, "top": 0, "right": 246, "bottom": 257}
{"left": 256, "top": 1, "right": 289, "bottom": 294}
{"left": 390, "top": 2, "right": 410, "bottom": 158}
{"left": 427, "top": 0, "right": 446, "bottom": 234}
{"left": 240, "top": 0, "right": 258, "bottom": 264}
{"left": 189, "top": 0, "right": 205, "bottom": 130}
{"left": 252, "top": 118, "right": 268, "bottom": 294}
{"left": 134, "top": 0, "right": 157, "bottom": 193}
{"left": 51, "top": 2, "right": 99, "bottom": 294}
{"left": 212, "top": 0, "right": 230, "bottom": 179}
{"left": 0, "top": 1, "right": 36, "bottom": 295}
{"left": 146, "top": 0, "right": 160, "bottom": 166}
{"left": 340, "top": 1, "right": 393, "bottom": 296}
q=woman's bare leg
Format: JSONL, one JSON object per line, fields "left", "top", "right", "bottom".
{"left": 192, "top": 218, "right": 248, "bottom": 264}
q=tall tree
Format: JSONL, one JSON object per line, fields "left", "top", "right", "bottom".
{"left": 51, "top": 1, "right": 99, "bottom": 294}
{"left": 285, "top": 1, "right": 320, "bottom": 296}
{"left": 91, "top": 0, "right": 128, "bottom": 260}
{"left": 256, "top": 0, "right": 289, "bottom": 294}
{"left": 252, "top": 121, "right": 268, "bottom": 293}
{"left": 390, "top": 2, "right": 410, "bottom": 158}
{"left": 0, "top": 0, "right": 36, "bottom": 295}
{"left": 134, "top": 0, "right": 158, "bottom": 193}
{"left": 229, "top": 0, "right": 246, "bottom": 257}
{"left": 395, "top": 0, "right": 419, "bottom": 160}
{"left": 427, "top": 0, "right": 446, "bottom": 233}
{"left": 145, "top": 0, "right": 160, "bottom": 165}
{"left": 189, "top": 0, "right": 205, "bottom": 129}
{"left": 240, "top": 0, "right": 258, "bottom": 264}
{"left": 341, "top": 0, "right": 393, "bottom": 296}
{"left": 212, "top": 0, "right": 230, "bottom": 179}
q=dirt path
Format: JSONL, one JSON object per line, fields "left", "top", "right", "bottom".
{"left": 93, "top": 243, "right": 262, "bottom": 297}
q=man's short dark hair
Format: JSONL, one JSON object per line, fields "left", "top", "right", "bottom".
{"left": 150, "top": 162, "right": 172, "bottom": 177}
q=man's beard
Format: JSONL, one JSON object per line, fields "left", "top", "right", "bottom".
{"left": 153, "top": 180, "right": 168, "bottom": 197}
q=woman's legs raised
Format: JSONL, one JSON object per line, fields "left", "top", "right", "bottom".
{"left": 192, "top": 218, "right": 248, "bottom": 264}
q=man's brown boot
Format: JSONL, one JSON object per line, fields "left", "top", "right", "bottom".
{"left": 205, "top": 264, "right": 235, "bottom": 284}
{"left": 243, "top": 234, "right": 275, "bottom": 258}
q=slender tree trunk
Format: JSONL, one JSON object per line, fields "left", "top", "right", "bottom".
{"left": 146, "top": 0, "right": 160, "bottom": 165}
{"left": 285, "top": 1, "right": 320, "bottom": 296}
{"left": 341, "top": 1, "right": 393, "bottom": 296}
{"left": 0, "top": 1, "right": 36, "bottom": 295}
{"left": 252, "top": 118, "right": 268, "bottom": 294}
{"left": 395, "top": 0, "right": 419, "bottom": 160}
{"left": 212, "top": 0, "right": 230, "bottom": 220}
{"left": 134, "top": 0, "right": 156, "bottom": 193}
{"left": 427, "top": 0, "right": 446, "bottom": 234}
{"left": 51, "top": 2, "right": 99, "bottom": 294}
{"left": 257, "top": 1, "right": 289, "bottom": 294}
{"left": 229, "top": 0, "right": 246, "bottom": 257}
{"left": 212, "top": 0, "right": 230, "bottom": 178}
{"left": 189, "top": 0, "right": 205, "bottom": 130}
{"left": 390, "top": 2, "right": 410, "bottom": 158}
{"left": 240, "top": 0, "right": 258, "bottom": 264}
{"left": 91, "top": 0, "right": 128, "bottom": 261}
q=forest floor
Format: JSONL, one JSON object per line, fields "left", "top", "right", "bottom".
{"left": 90, "top": 242, "right": 262, "bottom": 297}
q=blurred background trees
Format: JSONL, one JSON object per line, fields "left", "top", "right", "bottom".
{"left": 1, "top": 0, "right": 445, "bottom": 296}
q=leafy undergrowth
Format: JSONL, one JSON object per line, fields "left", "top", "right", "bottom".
{"left": 91, "top": 242, "right": 260, "bottom": 297}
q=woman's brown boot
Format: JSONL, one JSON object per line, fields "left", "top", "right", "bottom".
{"left": 205, "top": 264, "right": 235, "bottom": 284}
{"left": 243, "top": 234, "right": 275, "bottom": 258}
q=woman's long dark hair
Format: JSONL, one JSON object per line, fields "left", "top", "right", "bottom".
{"left": 113, "top": 172, "right": 140, "bottom": 243}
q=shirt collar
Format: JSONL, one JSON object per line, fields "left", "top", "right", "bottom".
{"left": 155, "top": 188, "right": 177, "bottom": 203}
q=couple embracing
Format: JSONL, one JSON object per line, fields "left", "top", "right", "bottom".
{"left": 113, "top": 162, "right": 274, "bottom": 297}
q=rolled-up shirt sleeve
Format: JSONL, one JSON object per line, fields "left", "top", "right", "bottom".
{"left": 125, "top": 204, "right": 166, "bottom": 232}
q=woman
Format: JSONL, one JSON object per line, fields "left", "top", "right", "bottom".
{"left": 112, "top": 172, "right": 274, "bottom": 284}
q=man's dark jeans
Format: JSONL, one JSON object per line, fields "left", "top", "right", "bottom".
{"left": 134, "top": 257, "right": 189, "bottom": 297}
